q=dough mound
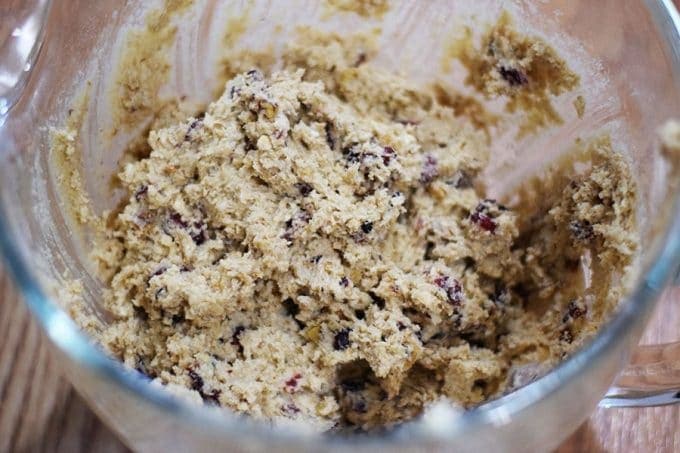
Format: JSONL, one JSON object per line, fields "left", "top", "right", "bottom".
{"left": 90, "top": 31, "right": 636, "bottom": 431}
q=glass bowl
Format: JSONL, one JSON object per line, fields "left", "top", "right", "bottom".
{"left": 0, "top": 0, "right": 679, "bottom": 451}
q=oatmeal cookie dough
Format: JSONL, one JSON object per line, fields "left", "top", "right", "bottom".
{"left": 447, "top": 12, "right": 581, "bottom": 136}
{"left": 80, "top": 26, "right": 637, "bottom": 431}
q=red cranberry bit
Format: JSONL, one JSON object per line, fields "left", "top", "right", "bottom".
{"left": 470, "top": 211, "right": 497, "bottom": 233}
{"left": 339, "top": 276, "right": 350, "bottom": 287}
{"left": 310, "top": 255, "right": 322, "bottom": 264}
{"left": 420, "top": 154, "right": 439, "bottom": 184}
{"left": 382, "top": 146, "right": 396, "bottom": 165}
{"left": 333, "top": 328, "right": 352, "bottom": 350}
{"left": 191, "top": 221, "right": 207, "bottom": 245}
{"left": 354, "top": 52, "right": 367, "bottom": 67}
{"left": 434, "top": 275, "right": 464, "bottom": 306}
{"left": 498, "top": 66, "right": 528, "bottom": 87}
{"left": 231, "top": 326, "right": 246, "bottom": 354}
{"left": 168, "top": 212, "right": 188, "bottom": 228}
{"left": 134, "top": 185, "right": 148, "bottom": 201}
{"left": 285, "top": 373, "right": 302, "bottom": 392}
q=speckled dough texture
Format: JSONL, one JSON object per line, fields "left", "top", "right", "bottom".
{"left": 73, "top": 20, "right": 638, "bottom": 432}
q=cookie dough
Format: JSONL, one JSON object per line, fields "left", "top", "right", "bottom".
{"left": 74, "top": 22, "right": 637, "bottom": 431}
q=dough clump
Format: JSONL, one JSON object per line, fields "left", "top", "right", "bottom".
{"left": 86, "top": 29, "right": 637, "bottom": 431}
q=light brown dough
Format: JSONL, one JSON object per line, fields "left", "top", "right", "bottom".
{"left": 72, "top": 24, "right": 637, "bottom": 432}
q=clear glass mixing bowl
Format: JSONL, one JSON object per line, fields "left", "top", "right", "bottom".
{"left": 1, "top": 0, "right": 679, "bottom": 451}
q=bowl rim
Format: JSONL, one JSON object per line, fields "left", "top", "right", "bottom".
{"left": 1, "top": 0, "right": 679, "bottom": 448}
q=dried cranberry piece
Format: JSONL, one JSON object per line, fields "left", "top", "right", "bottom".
{"left": 499, "top": 66, "right": 528, "bottom": 86}
{"left": 382, "top": 146, "right": 396, "bottom": 165}
{"left": 333, "top": 328, "right": 351, "bottom": 350}
{"left": 354, "top": 52, "right": 367, "bottom": 67}
{"left": 434, "top": 275, "right": 464, "bottom": 306}
{"left": 339, "top": 277, "right": 350, "bottom": 288}
{"left": 169, "top": 212, "right": 188, "bottom": 228}
{"left": 470, "top": 211, "right": 497, "bottom": 233}
{"left": 134, "top": 185, "right": 148, "bottom": 201}
{"left": 285, "top": 372, "right": 302, "bottom": 391}
{"left": 420, "top": 154, "right": 438, "bottom": 184}
{"left": 191, "top": 221, "right": 207, "bottom": 245}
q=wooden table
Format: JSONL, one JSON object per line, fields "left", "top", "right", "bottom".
{"left": 1, "top": 265, "right": 678, "bottom": 452}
